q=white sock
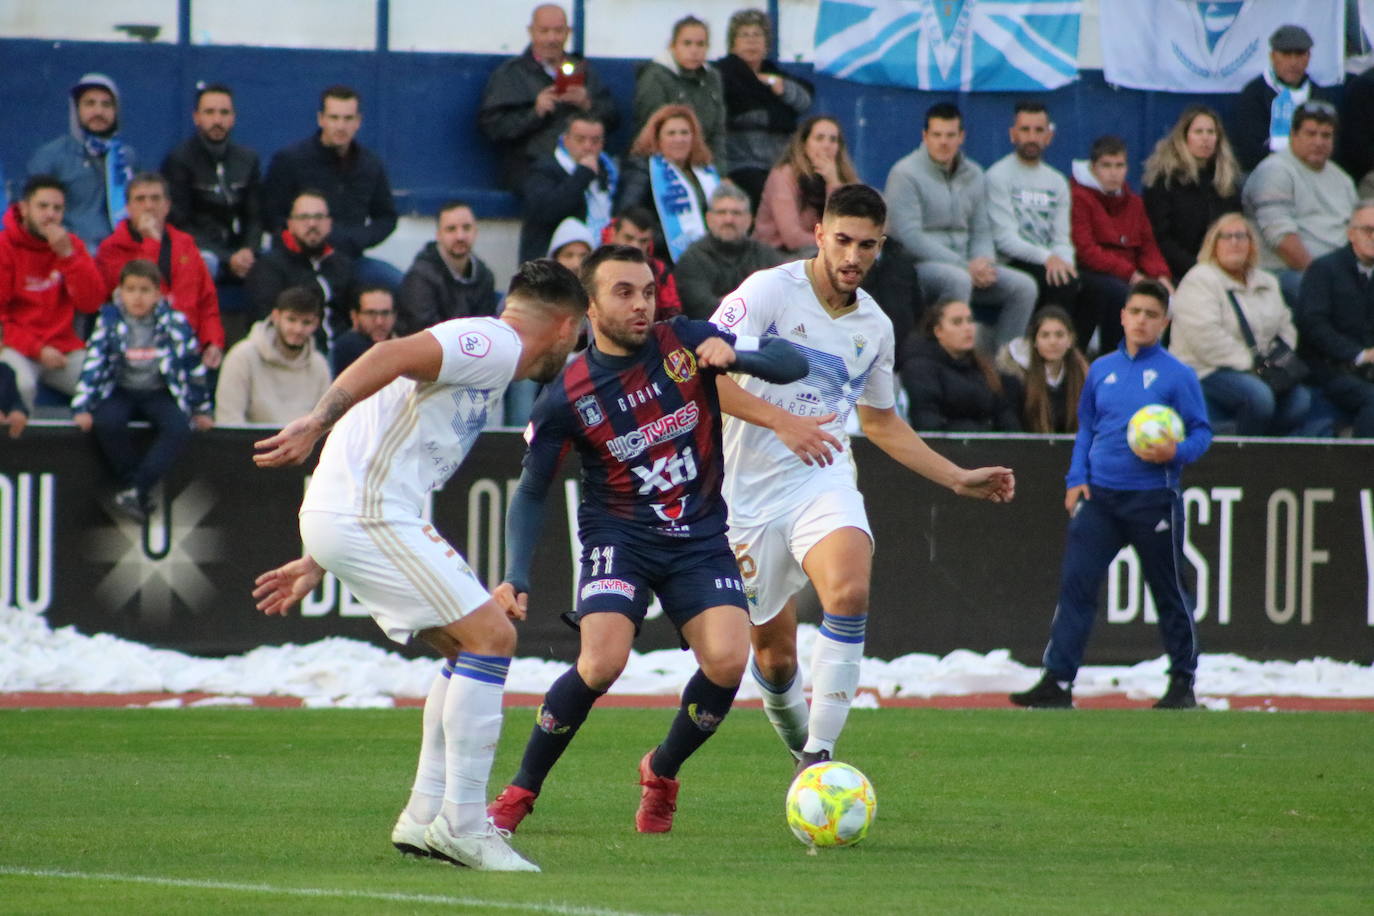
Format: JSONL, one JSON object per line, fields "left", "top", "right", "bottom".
{"left": 805, "top": 613, "right": 866, "bottom": 755}
{"left": 750, "top": 655, "right": 809, "bottom": 756}
{"left": 403, "top": 666, "right": 448, "bottom": 824}
{"left": 438, "top": 652, "right": 509, "bottom": 834}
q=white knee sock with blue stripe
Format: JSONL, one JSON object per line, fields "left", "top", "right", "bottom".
{"left": 403, "top": 665, "right": 449, "bottom": 824}
{"left": 806, "top": 612, "right": 866, "bottom": 755}
{"left": 750, "top": 655, "right": 809, "bottom": 756}
{"left": 439, "top": 652, "right": 510, "bottom": 834}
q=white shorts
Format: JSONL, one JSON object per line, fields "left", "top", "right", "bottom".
{"left": 300, "top": 510, "right": 491, "bottom": 644}
{"left": 727, "top": 486, "right": 872, "bottom": 626}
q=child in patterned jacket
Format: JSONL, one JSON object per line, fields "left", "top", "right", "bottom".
{"left": 72, "top": 259, "right": 214, "bottom": 521}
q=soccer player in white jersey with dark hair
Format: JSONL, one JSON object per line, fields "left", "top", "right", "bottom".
{"left": 251, "top": 259, "right": 588, "bottom": 872}
{"left": 711, "top": 184, "right": 1017, "bottom": 771}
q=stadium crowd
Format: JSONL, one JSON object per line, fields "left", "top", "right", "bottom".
{"left": 4, "top": 5, "right": 1374, "bottom": 503}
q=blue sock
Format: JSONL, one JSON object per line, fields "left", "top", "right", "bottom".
{"left": 512, "top": 667, "right": 604, "bottom": 794}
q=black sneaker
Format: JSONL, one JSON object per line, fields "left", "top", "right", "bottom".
{"left": 1153, "top": 675, "right": 1197, "bottom": 709}
{"left": 1010, "top": 673, "right": 1073, "bottom": 708}
{"left": 794, "top": 748, "right": 830, "bottom": 778}
{"left": 113, "top": 488, "right": 148, "bottom": 523}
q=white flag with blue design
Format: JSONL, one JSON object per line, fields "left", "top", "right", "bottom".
{"left": 1099, "top": 1, "right": 1344, "bottom": 93}
{"left": 814, "top": 0, "right": 1082, "bottom": 92}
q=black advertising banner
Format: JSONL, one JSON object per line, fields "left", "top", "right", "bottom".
{"left": 4, "top": 427, "right": 1371, "bottom": 664}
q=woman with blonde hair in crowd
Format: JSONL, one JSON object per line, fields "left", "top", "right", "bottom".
{"left": 902, "top": 299, "right": 1022, "bottom": 432}
{"left": 715, "top": 7, "right": 813, "bottom": 209}
{"left": 634, "top": 16, "right": 727, "bottom": 169}
{"left": 996, "top": 306, "right": 1089, "bottom": 433}
{"left": 1169, "top": 212, "right": 1321, "bottom": 436}
{"left": 754, "top": 115, "right": 859, "bottom": 254}
{"left": 616, "top": 104, "right": 720, "bottom": 264}
{"left": 1142, "top": 105, "right": 1242, "bottom": 282}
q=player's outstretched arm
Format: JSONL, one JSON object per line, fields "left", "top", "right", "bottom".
{"left": 857, "top": 405, "right": 1015, "bottom": 503}
{"left": 717, "top": 374, "right": 842, "bottom": 466}
{"left": 253, "top": 331, "right": 446, "bottom": 467}
{"left": 253, "top": 555, "right": 325, "bottom": 615}
{"left": 698, "top": 334, "right": 808, "bottom": 384}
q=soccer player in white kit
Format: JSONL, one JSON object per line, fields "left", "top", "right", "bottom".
{"left": 251, "top": 260, "right": 587, "bottom": 871}
{"left": 710, "top": 185, "right": 1017, "bottom": 771}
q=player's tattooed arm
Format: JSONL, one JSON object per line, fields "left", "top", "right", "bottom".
{"left": 311, "top": 386, "right": 357, "bottom": 430}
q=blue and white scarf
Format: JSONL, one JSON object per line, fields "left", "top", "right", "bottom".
{"left": 554, "top": 140, "right": 618, "bottom": 242}
{"left": 1263, "top": 68, "right": 1312, "bottom": 156}
{"left": 83, "top": 134, "right": 132, "bottom": 230}
{"left": 648, "top": 155, "right": 718, "bottom": 262}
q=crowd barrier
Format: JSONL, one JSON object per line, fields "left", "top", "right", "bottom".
{"left": 4, "top": 425, "right": 1370, "bottom": 664}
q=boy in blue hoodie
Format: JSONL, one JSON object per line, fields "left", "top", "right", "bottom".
{"left": 72, "top": 259, "right": 213, "bottom": 521}
{"left": 1012, "top": 279, "right": 1211, "bottom": 710}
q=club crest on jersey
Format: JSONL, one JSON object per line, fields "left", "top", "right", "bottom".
{"left": 716, "top": 297, "right": 747, "bottom": 328}
{"left": 663, "top": 347, "right": 698, "bottom": 383}
{"left": 458, "top": 331, "right": 491, "bottom": 358}
{"left": 1143, "top": 369, "right": 1158, "bottom": 389}
{"left": 852, "top": 333, "right": 868, "bottom": 357}
{"left": 575, "top": 394, "right": 604, "bottom": 427}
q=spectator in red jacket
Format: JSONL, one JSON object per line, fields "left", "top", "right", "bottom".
{"left": 0, "top": 175, "right": 106, "bottom": 409}
{"left": 97, "top": 172, "right": 224, "bottom": 368}
{"left": 1070, "top": 135, "right": 1174, "bottom": 354}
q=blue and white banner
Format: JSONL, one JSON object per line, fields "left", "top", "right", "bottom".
{"left": 1099, "top": 1, "right": 1345, "bottom": 93}
{"left": 814, "top": 0, "right": 1082, "bottom": 92}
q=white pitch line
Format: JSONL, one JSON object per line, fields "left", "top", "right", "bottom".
{"left": 0, "top": 866, "right": 688, "bottom": 916}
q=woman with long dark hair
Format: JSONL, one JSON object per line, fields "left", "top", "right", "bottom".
{"left": 754, "top": 115, "right": 859, "bottom": 254}
{"left": 997, "top": 306, "right": 1089, "bottom": 433}
{"left": 901, "top": 299, "right": 1021, "bottom": 431}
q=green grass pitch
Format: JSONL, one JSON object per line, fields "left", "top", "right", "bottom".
{"left": 1, "top": 706, "right": 1370, "bottom": 914}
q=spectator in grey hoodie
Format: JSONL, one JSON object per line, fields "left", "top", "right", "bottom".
{"left": 884, "top": 103, "right": 1035, "bottom": 351}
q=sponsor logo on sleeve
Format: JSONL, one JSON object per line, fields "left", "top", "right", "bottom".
{"left": 458, "top": 331, "right": 491, "bottom": 358}
{"left": 716, "top": 297, "right": 747, "bottom": 328}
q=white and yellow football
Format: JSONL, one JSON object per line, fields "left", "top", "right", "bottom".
{"left": 785, "top": 760, "right": 876, "bottom": 848}
{"left": 1126, "top": 403, "right": 1184, "bottom": 458}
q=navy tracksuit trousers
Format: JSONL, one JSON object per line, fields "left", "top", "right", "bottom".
{"left": 1044, "top": 486, "right": 1198, "bottom": 683}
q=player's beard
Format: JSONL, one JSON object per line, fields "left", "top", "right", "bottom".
{"left": 528, "top": 348, "right": 568, "bottom": 383}
{"left": 820, "top": 250, "right": 867, "bottom": 296}
{"left": 599, "top": 315, "right": 650, "bottom": 352}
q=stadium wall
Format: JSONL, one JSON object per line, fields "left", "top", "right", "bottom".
{"left": 4, "top": 426, "right": 1370, "bottom": 665}
{"left": 0, "top": 38, "right": 1253, "bottom": 218}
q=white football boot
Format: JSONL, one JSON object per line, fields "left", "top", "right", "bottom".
{"left": 424, "top": 814, "right": 540, "bottom": 872}
{"left": 392, "top": 809, "right": 460, "bottom": 864}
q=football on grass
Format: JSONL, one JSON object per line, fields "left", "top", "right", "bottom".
{"left": 785, "top": 760, "right": 876, "bottom": 848}
{"left": 1126, "top": 403, "right": 1184, "bottom": 458}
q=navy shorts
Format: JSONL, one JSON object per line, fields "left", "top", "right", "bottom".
{"left": 565, "top": 530, "right": 748, "bottom": 635}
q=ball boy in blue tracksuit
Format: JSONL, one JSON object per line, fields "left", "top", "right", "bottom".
{"left": 1012, "top": 279, "right": 1212, "bottom": 709}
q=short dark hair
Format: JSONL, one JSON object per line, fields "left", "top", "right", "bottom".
{"left": 128, "top": 172, "right": 170, "bottom": 197}
{"left": 273, "top": 286, "right": 323, "bottom": 317}
{"left": 119, "top": 258, "right": 162, "bottom": 288}
{"left": 1292, "top": 100, "right": 1338, "bottom": 135}
{"left": 615, "top": 207, "right": 657, "bottom": 233}
{"left": 1128, "top": 278, "right": 1171, "bottom": 311}
{"left": 924, "top": 102, "right": 963, "bottom": 130}
{"left": 508, "top": 258, "right": 590, "bottom": 314}
{"left": 823, "top": 184, "right": 887, "bottom": 227}
{"left": 21, "top": 174, "right": 65, "bottom": 201}
{"left": 1014, "top": 99, "right": 1048, "bottom": 118}
{"left": 566, "top": 112, "right": 604, "bottom": 133}
{"left": 351, "top": 285, "right": 393, "bottom": 312}
{"left": 580, "top": 245, "right": 648, "bottom": 301}
{"left": 291, "top": 189, "right": 329, "bottom": 214}
{"left": 1090, "top": 135, "right": 1128, "bottom": 162}
{"left": 319, "top": 85, "right": 359, "bottom": 111}
{"left": 438, "top": 200, "right": 474, "bottom": 220}
{"left": 194, "top": 82, "right": 234, "bottom": 107}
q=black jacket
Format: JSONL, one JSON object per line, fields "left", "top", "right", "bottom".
{"left": 1142, "top": 163, "right": 1241, "bottom": 282}
{"left": 1296, "top": 244, "right": 1374, "bottom": 381}
{"left": 672, "top": 234, "right": 784, "bottom": 320}
{"left": 161, "top": 135, "right": 264, "bottom": 264}
{"left": 518, "top": 155, "right": 606, "bottom": 263}
{"left": 478, "top": 48, "right": 621, "bottom": 191}
{"left": 899, "top": 337, "right": 1022, "bottom": 432}
{"left": 1230, "top": 75, "right": 1336, "bottom": 173}
{"left": 1338, "top": 66, "right": 1374, "bottom": 181}
{"left": 244, "top": 232, "right": 355, "bottom": 338}
{"left": 396, "top": 243, "right": 498, "bottom": 336}
{"left": 262, "top": 133, "right": 397, "bottom": 259}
